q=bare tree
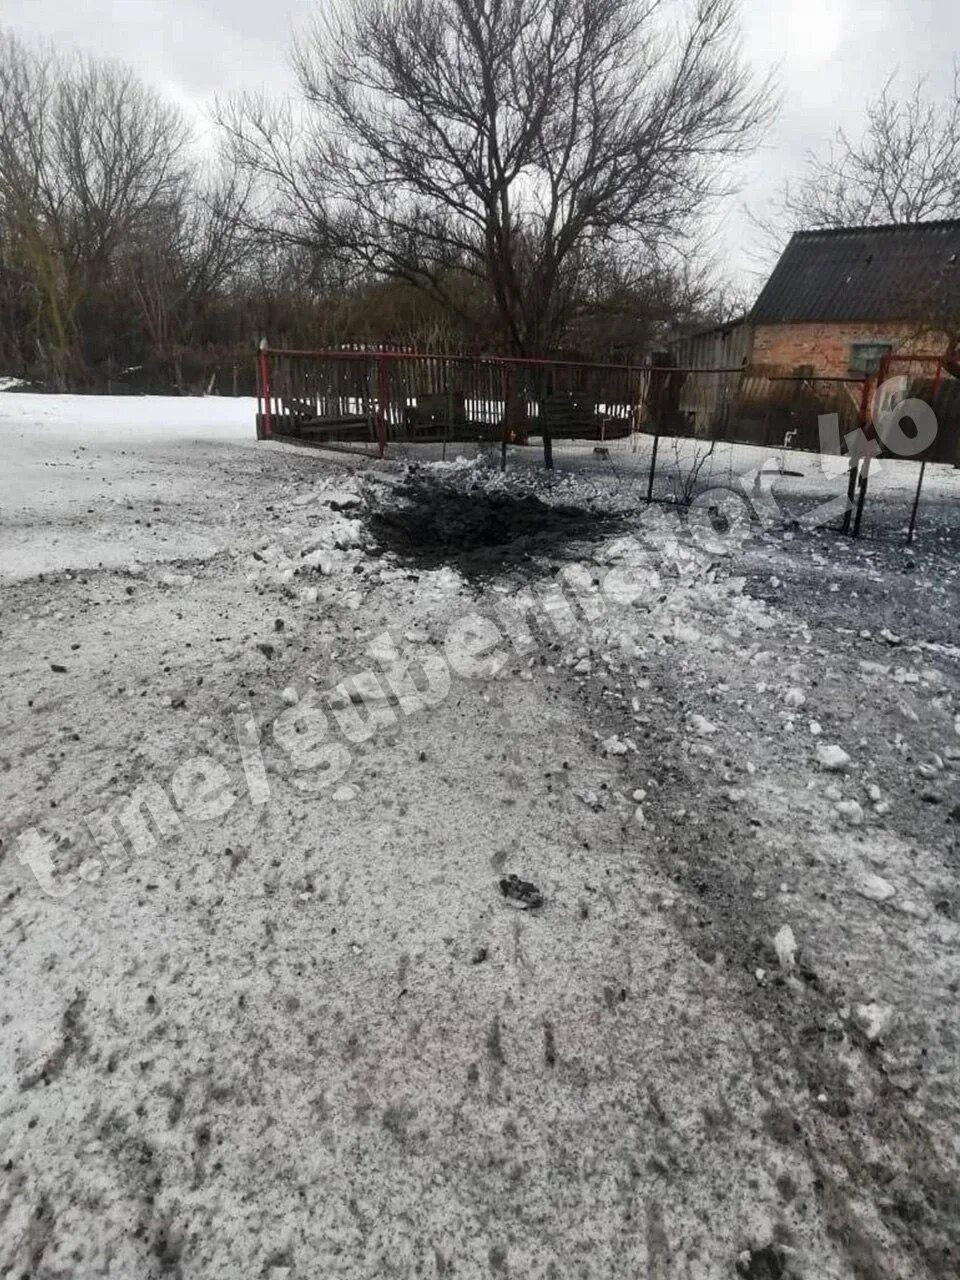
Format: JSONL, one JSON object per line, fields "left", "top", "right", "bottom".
{"left": 0, "top": 31, "right": 189, "bottom": 384}
{"left": 221, "top": 0, "right": 773, "bottom": 356}
{"left": 778, "top": 67, "right": 960, "bottom": 232}
{"left": 124, "top": 165, "right": 253, "bottom": 369}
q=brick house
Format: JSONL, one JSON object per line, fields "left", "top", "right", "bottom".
{"left": 749, "top": 219, "right": 960, "bottom": 376}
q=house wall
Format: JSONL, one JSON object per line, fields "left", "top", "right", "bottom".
{"left": 752, "top": 321, "right": 948, "bottom": 376}
{"left": 670, "top": 319, "right": 753, "bottom": 370}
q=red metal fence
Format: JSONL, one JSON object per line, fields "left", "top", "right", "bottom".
{"left": 859, "top": 352, "right": 960, "bottom": 541}
{"left": 254, "top": 346, "right": 888, "bottom": 456}
{"left": 256, "top": 347, "right": 653, "bottom": 465}
{"left": 254, "top": 346, "right": 959, "bottom": 539}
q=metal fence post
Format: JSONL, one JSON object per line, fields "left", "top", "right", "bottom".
{"left": 542, "top": 367, "right": 554, "bottom": 470}
{"left": 375, "top": 354, "right": 390, "bottom": 457}
{"left": 906, "top": 358, "right": 940, "bottom": 544}
{"left": 842, "top": 376, "right": 871, "bottom": 534}
{"left": 646, "top": 382, "right": 662, "bottom": 503}
{"left": 257, "top": 343, "right": 272, "bottom": 438}
{"left": 852, "top": 455, "right": 871, "bottom": 537}
{"left": 500, "top": 366, "right": 510, "bottom": 472}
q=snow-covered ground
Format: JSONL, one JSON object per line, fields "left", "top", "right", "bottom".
{"left": 0, "top": 393, "right": 259, "bottom": 580}
{"left": 1, "top": 395, "right": 958, "bottom": 1278}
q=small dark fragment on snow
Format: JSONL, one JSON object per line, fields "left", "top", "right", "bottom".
{"left": 471, "top": 947, "right": 488, "bottom": 964}
{"left": 256, "top": 643, "right": 275, "bottom": 660}
{"left": 50, "top": 664, "right": 67, "bottom": 673}
{"left": 499, "top": 874, "right": 544, "bottom": 910}
{"left": 735, "top": 1243, "right": 795, "bottom": 1279}
{"left": 543, "top": 1021, "right": 557, "bottom": 1066}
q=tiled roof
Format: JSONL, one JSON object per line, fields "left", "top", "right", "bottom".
{"left": 750, "top": 220, "right": 960, "bottom": 324}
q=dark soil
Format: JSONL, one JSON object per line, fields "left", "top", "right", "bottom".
{"left": 364, "top": 467, "right": 617, "bottom": 577}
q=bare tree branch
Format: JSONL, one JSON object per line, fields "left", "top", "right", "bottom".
{"left": 221, "top": 0, "right": 773, "bottom": 355}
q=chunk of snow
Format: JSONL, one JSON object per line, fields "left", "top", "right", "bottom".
{"left": 817, "top": 743, "right": 851, "bottom": 771}
{"left": 836, "top": 799, "right": 864, "bottom": 826}
{"left": 773, "top": 925, "right": 796, "bottom": 970}
{"left": 301, "top": 548, "right": 340, "bottom": 574}
{"left": 893, "top": 898, "right": 930, "bottom": 920}
{"left": 854, "top": 872, "right": 896, "bottom": 902}
{"left": 854, "top": 1002, "right": 894, "bottom": 1042}
{"left": 322, "top": 489, "right": 361, "bottom": 511}
{"left": 688, "top": 714, "right": 717, "bottom": 737}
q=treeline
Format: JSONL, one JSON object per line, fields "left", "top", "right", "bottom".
{"left": 0, "top": 32, "right": 319, "bottom": 392}
{"left": 0, "top": 20, "right": 738, "bottom": 393}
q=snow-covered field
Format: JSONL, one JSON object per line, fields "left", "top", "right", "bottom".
{"left": 1, "top": 393, "right": 959, "bottom": 1278}
{"left": 0, "top": 393, "right": 260, "bottom": 579}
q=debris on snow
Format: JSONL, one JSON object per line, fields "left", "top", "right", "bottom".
{"left": 854, "top": 1001, "right": 894, "bottom": 1042}
{"left": 773, "top": 924, "right": 797, "bottom": 970}
{"left": 688, "top": 714, "right": 717, "bottom": 737}
{"left": 893, "top": 898, "right": 930, "bottom": 921}
{"left": 854, "top": 872, "right": 896, "bottom": 903}
{"left": 817, "top": 743, "right": 851, "bottom": 771}
{"left": 499, "top": 874, "right": 544, "bottom": 910}
{"left": 782, "top": 687, "right": 806, "bottom": 708}
{"left": 301, "top": 548, "right": 339, "bottom": 575}
{"left": 322, "top": 489, "right": 362, "bottom": 512}
{"left": 573, "top": 788, "right": 601, "bottom": 810}
{"left": 836, "top": 799, "right": 864, "bottom": 826}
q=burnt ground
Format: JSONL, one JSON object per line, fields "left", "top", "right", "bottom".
{"left": 541, "top": 500, "right": 960, "bottom": 1279}
{"left": 367, "top": 466, "right": 960, "bottom": 1279}
{"left": 2, "top": 426, "right": 959, "bottom": 1280}
{"left": 364, "top": 465, "right": 619, "bottom": 577}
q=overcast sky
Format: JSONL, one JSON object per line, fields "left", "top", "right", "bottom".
{"left": 4, "top": 0, "right": 959, "bottom": 291}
